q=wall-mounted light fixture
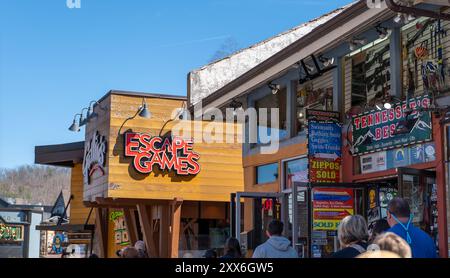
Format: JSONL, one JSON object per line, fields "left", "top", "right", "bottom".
{"left": 318, "top": 56, "right": 335, "bottom": 68}
{"left": 268, "top": 82, "right": 281, "bottom": 95}
{"left": 229, "top": 99, "right": 243, "bottom": 117}
{"left": 138, "top": 98, "right": 152, "bottom": 119}
{"left": 68, "top": 114, "right": 83, "bottom": 132}
{"left": 376, "top": 24, "right": 389, "bottom": 40}
{"left": 349, "top": 38, "right": 367, "bottom": 51}
{"left": 86, "top": 101, "right": 99, "bottom": 121}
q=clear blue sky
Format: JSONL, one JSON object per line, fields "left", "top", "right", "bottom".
{"left": 0, "top": 0, "right": 353, "bottom": 169}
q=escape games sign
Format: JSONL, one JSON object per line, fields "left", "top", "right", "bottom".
{"left": 351, "top": 95, "right": 432, "bottom": 155}
{"left": 124, "top": 133, "right": 201, "bottom": 175}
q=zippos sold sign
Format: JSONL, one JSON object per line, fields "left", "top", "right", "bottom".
{"left": 124, "top": 133, "right": 200, "bottom": 175}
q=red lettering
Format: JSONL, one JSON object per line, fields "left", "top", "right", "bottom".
{"left": 367, "top": 114, "right": 373, "bottom": 127}
{"left": 375, "top": 112, "right": 381, "bottom": 125}
{"left": 395, "top": 106, "right": 402, "bottom": 119}
{"left": 388, "top": 109, "right": 395, "bottom": 121}
{"left": 125, "top": 133, "right": 140, "bottom": 157}
{"left": 361, "top": 116, "right": 367, "bottom": 128}
{"left": 375, "top": 128, "right": 382, "bottom": 140}
{"left": 354, "top": 117, "right": 361, "bottom": 130}
{"left": 381, "top": 110, "right": 388, "bottom": 123}
{"left": 382, "top": 125, "right": 389, "bottom": 139}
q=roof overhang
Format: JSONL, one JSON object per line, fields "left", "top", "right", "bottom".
{"left": 35, "top": 224, "right": 95, "bottom": 232}
{"left": 191, "top": 1, "right": 394, "bottom": 112}
{"left": 35, "top": 141, "right": 85, "bottom": 168}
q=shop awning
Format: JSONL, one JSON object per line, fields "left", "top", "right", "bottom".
{"left": 35, "top": 141, "right": 84, "bottom": 167}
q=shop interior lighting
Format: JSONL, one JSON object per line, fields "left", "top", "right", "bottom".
{"left": 268, "top": 82, "right": 281, "bottom": 95}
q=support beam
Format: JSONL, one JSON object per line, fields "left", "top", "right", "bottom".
{"left": 389, "top": 27, "right": 402, "bottom": 98}
{"left": 159, "top": 205, "right": 170, "bottom": 258}
{"left": 169, "top": 199, "right": 183, "bottom": 258}
{"left": 94, "top": 208, "right": 108, "bottom": 258}
{"left": 123, "top": 208, "right": 139, "bottom": 246}
{"left": 137, "top": 204, "right": 158, "bottom": 258}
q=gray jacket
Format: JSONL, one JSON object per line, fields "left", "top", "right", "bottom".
{"left": 252, "top": 236, "right": 298, "bottom": 258}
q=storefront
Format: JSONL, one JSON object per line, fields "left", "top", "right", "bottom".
{"left": 43, "top": 90, "right": 244, "bottom": 258}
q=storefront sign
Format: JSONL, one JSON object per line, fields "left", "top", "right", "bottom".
{"left": 309, "top": 158, "right": 341, "bottom": 183}
{"left": 124, "top": 133, "right": 201, "bottom": 175}
{"left": 0, "top": 223, "right": 24, "bottom": 242}
{"left": 312, "top": 188, "right": 354, "bottom": 231}
{"left": 308, "top": 122, "right": 342, "bottom": 157}
{"left": 110, "top": 211, "right": 129, "bottom": 246}
{"left": 83, "top": 131, "right": 107, "bottom": 184}
{"left": 360, "top": 151, "right": 387, "bottom": 174}
{"left": 352, "top": 95, "right": 432, "bottom": 155}
{"left": 306, "top": 109, "right": 340, "bottom": 122}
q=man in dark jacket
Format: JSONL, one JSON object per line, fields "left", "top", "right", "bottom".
{"left": 252, "top": 220, "right": 298, "bottom": 258}
{"left": 386, "top": 198, "right": 438, "bottom": 258}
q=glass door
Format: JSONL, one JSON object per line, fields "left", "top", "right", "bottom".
{"left": 397, "top": 168, "right": 438, "bottom": 247}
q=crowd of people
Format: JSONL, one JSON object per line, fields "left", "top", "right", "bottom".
{"left": 96, "top": 197, "right": 438, "bottom": 259}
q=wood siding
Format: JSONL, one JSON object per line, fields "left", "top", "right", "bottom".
{"left": 84, "top": 93, "right": 244, "bottom": 202}
{"left": 70, "top": 163, "right": 94, "bottom": 224}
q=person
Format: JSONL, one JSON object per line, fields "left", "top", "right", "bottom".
{"left": 331, "top": 215, "right": 369, "bottom": 258}
{"left": 370, "top": 232, "right": 412, "bottom": 258}
{"left": 368, "top": 219, "right": 390, "bottom": 243}
{"left": 252, "top": 220, "right": 298, "bottom": 258}
{"left": 121, "top": 246, "right": 140, "bottom": 258}
{"left": 356, "top": 250, "right": 401, "bottom": 259}
{"left": 386, "top": 197, "right": 437, "bottom": 258}
{"left": 221, "top": 237, "right": 242, "bottom": 258}
{"left": 203, "top": 249, "right": 217, "bottom": 258}
{"left": 134, "top": 240, "right": 148, "bottom": 258}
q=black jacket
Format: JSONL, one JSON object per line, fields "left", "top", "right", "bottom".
{"left": 330, "top": 242, "right": 368, "bottom": 258}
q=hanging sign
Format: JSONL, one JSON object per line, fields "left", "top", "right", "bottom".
{"left": 308, "top": 122, "right": 342, "bottom": 157}
{"left": 312, "top": 188, "right": 354, "bottom": 231}
{"left": 309, "top": 158, "right": 341, "bottom": 183}
{"left": 83, "top": 131, "right": 107, "bottom": 184}
{"left": 351, "top": 95, "right": 432, "bottom": 155}
{"left": 110, "top": 211, "right": 130, "bottom": 246}
{"left": 124, "top": 133, "right": 201, "bottom": 175}
{"left": 0, "top": 223, "right": 24, "bottom": 242}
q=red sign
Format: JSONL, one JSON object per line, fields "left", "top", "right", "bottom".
{"left": 309, "top": 158, "right": 341, "bottom": 183}
{"left": 124, "top": 133, "right": 200, "bottom": 175}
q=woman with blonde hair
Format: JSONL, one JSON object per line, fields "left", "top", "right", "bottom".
{"left": 368, "top": 232, "right": 412, "bottom": 258}
{"left": 331, "top": 215, "right": 369, "bottom": 258}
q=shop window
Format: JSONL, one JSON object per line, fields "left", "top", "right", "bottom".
{"left": 256, "top": 163, "right": 279, "bottom": 184}
{"left": 401, "top": 17, "right": 450, "bottom": 98}
{"left": 346, "top": 36, "right": 391, "bottom": 114}
{"left": 283, "top": 158, "right": 308, "bottom": 191}
{"left": 255, "top": 88, "right": 287, "bottom": 145}
{"left": 296, "top": 71, "right": 334, "bottom": 136}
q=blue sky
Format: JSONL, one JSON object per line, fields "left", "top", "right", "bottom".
{"left": 0, "top": 0, "right": 353, "bottom": 169}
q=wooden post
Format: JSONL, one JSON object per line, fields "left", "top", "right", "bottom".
{"left": 169, "top": 198, "right": 183, "bottom": 258}
{"left": 159, "top": 204, "right": 170, "bottom": 258}
{"left": 94, "top": 208, "right": 108, "bottom": 258}
{"left": 137, "top": 204, "right": 158, "bottom": 258}
{"left": 123, "top": 208, "right": 139, "bottom": 246}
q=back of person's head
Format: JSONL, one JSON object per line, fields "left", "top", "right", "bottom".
{"left": 338, "top": 215, "right": 369, "bottom": 247}
{"left": 224, "top": 237, "right": 242, "bottom": 258}
{"left": 134, "top": 240, "right": 148, "bottom": 258}
{"left": 372, "top": 232, "right": 412, "bottom": 258}
{"left": 89, "top": 253, "right": 99, "bottom": 258}
{"left": 369, "top": 219, "right": 391, "bottom": 242}
{"left": 122, "top": 246, "right": 139, "bottom": 258}
{"left": 203, "top": 249, "right": 217, "bottom": 258}
{"left": 357, "top": 250, "right": 401, "bottom": 258}
{"left": 388, "top": 198, "right": 411, "bottom": 218}
{"left": 267, "top": 220, "right": 284, "bottom": 236}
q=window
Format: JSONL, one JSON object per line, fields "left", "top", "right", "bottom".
{"left": 284, "top": 158, "right": 308, "bottom": 190}
{"left": 255, "top": 88, "right": 287, "bottom": 144}
{"left": 256, "top": 163, "right": 279, "bottom": 184}
{"left": 295, "top": 71, "right": 334, "bottom": 136}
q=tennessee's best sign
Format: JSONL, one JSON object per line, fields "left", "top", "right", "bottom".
{"left": 351, "top": 95, "right": 432, "bottom": 155}
{"left": 124, "top": 133, "right": 200, "bottom": 175}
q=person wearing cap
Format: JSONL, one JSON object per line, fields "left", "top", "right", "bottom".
{"left": 386, "top": 197, "right": 437, "bottom": 258}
